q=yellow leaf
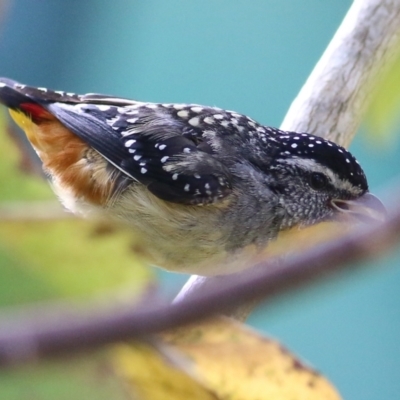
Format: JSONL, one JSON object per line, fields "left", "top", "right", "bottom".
{"left": 113, "top": 317, "right": 341, "bottom": 400}
{"left": 163, "top": 317, "right": 341, "bottom": 400}
{"left": 112, "top": 342, "right": 218, "bottom": 400}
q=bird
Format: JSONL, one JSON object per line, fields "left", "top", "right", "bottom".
{"left": 0, "top": 78, "right": 386, "bottom": 275}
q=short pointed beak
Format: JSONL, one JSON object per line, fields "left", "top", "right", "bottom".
{"left": 331, "top": 193, "right": 387, "bottom": 223}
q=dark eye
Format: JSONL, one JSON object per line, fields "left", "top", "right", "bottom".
{"left": 309, "top": 172, "right": 328, "bottom": 191}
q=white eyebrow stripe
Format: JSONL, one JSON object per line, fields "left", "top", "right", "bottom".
{"left": 275, "top": 157, "right": 361, "bottom": 194}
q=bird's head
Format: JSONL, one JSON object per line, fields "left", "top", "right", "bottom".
{"left": 264, "top": 132, "right": 386, "bottom": 229}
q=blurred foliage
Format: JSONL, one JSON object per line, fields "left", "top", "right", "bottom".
{"left": 113, "top": 317, "right": 341, "bottom": 400}
{"left": 0, "top": 108, "right": 51, "bottom": 201}
{"left": 363, "top": 49, "right": 400, "bottom": 147}
{"left": 0, "top": 351, "right": 127, "bottom": 400}
{"left": 0, "top": 219, "right": 151, "bottom": 301}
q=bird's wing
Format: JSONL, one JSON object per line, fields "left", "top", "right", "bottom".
{"left": 0, "top": 78, "right": 233, "bottom": 205}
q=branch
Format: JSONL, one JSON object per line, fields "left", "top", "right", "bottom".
{"left": 281, "top": 0, "right": 400, "bottom": 147}
{"left": 0, "top": 190, "right": 399, "bottom": 366}
{"left": 175, "top": 0, "right": 400, "bottom": 318}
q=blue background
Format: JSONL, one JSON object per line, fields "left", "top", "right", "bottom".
{"left": 0, "top": 1, "right": 399, "bottom": 398}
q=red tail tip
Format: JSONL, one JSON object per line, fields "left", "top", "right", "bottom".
{"left": 20, "top": 103, "right": 53, "bottom": 123}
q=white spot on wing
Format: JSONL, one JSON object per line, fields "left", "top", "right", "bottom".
{"left": 189, "top": 117, "right": 200, "bottom": 126}
{"left": 125, "top": 139, "right": 136, "bottom": 147}
{"left": 97, "top": 105, "right": 110, "bottom": 111}
{"left": 177, "top": 110, "right": 189, "bottom": 118}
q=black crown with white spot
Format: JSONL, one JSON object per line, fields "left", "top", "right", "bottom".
{"left": 272, "top": 132, "right": 367, "bottom": 190}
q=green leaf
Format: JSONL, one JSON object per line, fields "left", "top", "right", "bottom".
{"left": 0, "top": 351, "right": 128, "bottom": 400}
{"left": 363, "top": 51, "right": 400, "bottom": 146}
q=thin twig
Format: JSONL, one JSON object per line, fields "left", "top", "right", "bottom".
{"left": 0, "top": 193, "right": 398, "bottom": 367}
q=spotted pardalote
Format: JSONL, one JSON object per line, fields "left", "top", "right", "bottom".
{"left": 0, "top": 78, "right": 386, "bottom": 275}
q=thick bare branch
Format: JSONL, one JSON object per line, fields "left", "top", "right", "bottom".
{"left": 281, "top": 0, "right": 400, "bottom": 146}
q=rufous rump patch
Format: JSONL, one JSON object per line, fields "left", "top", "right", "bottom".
{"left": 9, "top": 109, "right": 114, "bottom": 205}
